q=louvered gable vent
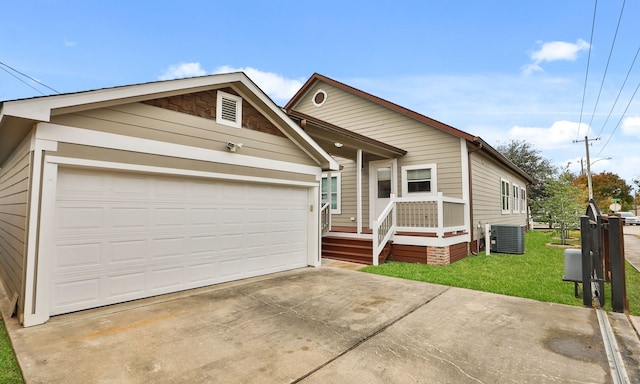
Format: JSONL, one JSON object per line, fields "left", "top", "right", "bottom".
{"left": 216, "top": 90, "right": 242, "bottom": 128}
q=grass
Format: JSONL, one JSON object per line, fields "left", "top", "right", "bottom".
{"left": 0, "top": 321, "right": 22, "bottom": 383}
{"left": 362, "top": 229, "right": 640, "bottom": 316}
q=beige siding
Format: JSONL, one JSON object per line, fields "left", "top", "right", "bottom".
{"left": 471, "top": 151, "right": 528, "bottom": 229}
{"left": 294, "top": 83, "right": 463, "bottom": 199}
{"left": 51, "top": 103, "right": 316, "bottom": 167}
{"left": 330, "top": 157, "right": 370, "bottom": 227}
{"left": 0, "top": 135, "right": 31, "bottom": 303}
{"left": 52, "top": 143, "right": 317, "bottom": 184}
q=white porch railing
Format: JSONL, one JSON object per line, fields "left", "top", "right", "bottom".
{"left": 371, "top": 192, "right": 467, "bottom": 265}
{"left": 372, "top": 195, "right": 397, "bottom": 266}
{"left": 320, "top": 202, "right": 331, "bottom": 236}
{"left": 395, "top": 192, "right": 467, "bottom": 236}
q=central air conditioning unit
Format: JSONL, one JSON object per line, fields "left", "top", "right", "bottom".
{"left": 490, "top": 224, "right": 525, "bottom": 254}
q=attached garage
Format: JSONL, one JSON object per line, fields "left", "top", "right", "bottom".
{"left": 50, "top": 168, "right": 310, "bottom": 315}
{"left": 0, "top": 72, "right": 338, "bottom": 326}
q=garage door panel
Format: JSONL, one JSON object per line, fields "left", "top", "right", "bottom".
{"left": 111, "top": 207, "right": 148, "bottom": 229}
{"left": 53, "top": 278, "right": 100, "bottom": 308}
{"left": 111, "top": 174, "right": 150, "bottom": 196}
{"left": 50, "top": 168, "right": 311, "bottom": 315}
{"left": 150, "top": 267, "right": 184, "bottom": 291}
{"left": 187, "top": 261, "right": 219, "bottom": 284}
{"left": 153, "top": 208, "right": 186, "bottom": 227}
{"left": 152, "top": 238, "right": 185, "bottom": 259}
{"left": 55, "top": 243, "right": 102, "bottom": 269}
{"left": 189, "top": 208, "right": 218, "bottom": 226}
{"left": 108, "top": 273, "right": 145, "bottom": 297}
{"left": 57, "top": 207, "right": 103, "bottom": 231}
{"left": 109, "top": 240, "right": 147, "bottom": 263}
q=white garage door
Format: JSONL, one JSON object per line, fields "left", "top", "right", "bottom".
{"left": 49, "top": 167, "right": 310, "bottom": 315}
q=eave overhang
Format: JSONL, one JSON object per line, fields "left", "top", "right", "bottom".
{"left": 287, "top": 109, "right": 407, "bottom": 162}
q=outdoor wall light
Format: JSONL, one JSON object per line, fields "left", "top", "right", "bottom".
{"left": 334, "top": 142, "right": 344, "bottom": 148}
{"left": 226, "top": 142, "right": 243, "bottom": 152}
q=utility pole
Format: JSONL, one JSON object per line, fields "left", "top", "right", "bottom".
{"left": 573, "top": 136, "right": 601, "bottom": 200}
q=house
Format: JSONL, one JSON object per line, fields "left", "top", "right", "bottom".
{"left": 0, "top": 72, "right": 338, "bottom": 326}
{"left": 284, "top": 73, "right": 533, "bottom": 266}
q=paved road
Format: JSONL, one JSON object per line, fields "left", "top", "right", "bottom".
{"left": 624, "top": 224, "right": 640, "bottom": 272}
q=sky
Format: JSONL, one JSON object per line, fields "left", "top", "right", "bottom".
{"left": 2, "top": 0, "right": 640, "bottom": 190}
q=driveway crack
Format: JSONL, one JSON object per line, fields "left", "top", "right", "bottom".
{"left": 290, "top": 287, "right": 451, "bottom": 383}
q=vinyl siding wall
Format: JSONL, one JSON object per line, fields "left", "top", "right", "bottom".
{"left": 51, "top": 102, "right": 317, "bottom": 169}
{"left": 0, "top": 134, "right": 31, "bottom": 303}
{"left": 295, "top": 82, "right": 464, "bottom": 227}
{"left": 330, "top": 156, "right": 370, "bottom": 227}
{"left": 470, "top": 150, "right": 528, "bottom": 230}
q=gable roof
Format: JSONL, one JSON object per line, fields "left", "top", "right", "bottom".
{"left": 0, "top": 72, "right": 339, "bottom": 170}
{"left": 286, "top": 73, "right": 532, "bottom": 183}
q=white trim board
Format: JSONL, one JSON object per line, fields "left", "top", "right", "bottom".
{"left": 35, "top": 122, "right": 321, "bottom": 176}
{"left": 45, "top": 156, "right": 319, "bottom": 187}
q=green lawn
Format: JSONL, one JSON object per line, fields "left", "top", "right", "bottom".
{"left": 0, "top": 321, "right": 22, "bottom": 383}
{"left": 362, "top": 229, "right": 640, "bottom": 316}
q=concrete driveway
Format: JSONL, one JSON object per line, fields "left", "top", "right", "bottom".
{"left": 3, "top": 265, "right": 638, "bottom": 383}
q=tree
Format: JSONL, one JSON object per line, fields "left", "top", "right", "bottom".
{"left": 541, "top": 170, "right": 583, "bottom": 244}
{"left": 573, "top": 172, "right": 633, "bottom": 212}
{"left": 496, "top": 140, "right": 556, "bottom": 216}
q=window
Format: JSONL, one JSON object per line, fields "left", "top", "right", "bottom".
{"left": 512, "top": 185, "right": 520, "bottom": 213}
{"left": 401, "top": 164, "right": 437, "bottom": 196}
{"left": 501, "top": 179, "right": 511, "bottom": 213}
{"left": 521, "top": 188, "right": 527, "bottom": 213}
{"left": 216, "top": 90, "right": 242, "bottom": 128}
{"left": 377, "top": 167, "right": 392, "bottom": 198}
{"left": 321, "top": 173, "right": 341, "bottom": 214}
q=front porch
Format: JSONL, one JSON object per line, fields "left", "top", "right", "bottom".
{"left": 321, "top": 193, "right": 471, "bottom": 266}
{"left": 287, "top": 110, "right": 473, "bottom": 266}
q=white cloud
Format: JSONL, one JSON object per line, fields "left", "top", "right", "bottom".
{"left": 507, "top": 120, "right": 589, "bottom": 150}
{"left": 522, "top": 39, "right": 590, "bottom": 75}
{"left": 622, "top": 116, "right": 640, "bottom": 137}
{"left": 64, "top": 39, "right": 77, "bottom": 47}
{"left": 157, "top": 64, "right": 303, "bottom": 104}
{"left": 158, "top": 62, "right": 207, "bottom": 80}
{"left": 213, "top": 65, "right": 303, "bottom": 102}
{"left": 531, "top": 39, "right": 590, "bottom": 62}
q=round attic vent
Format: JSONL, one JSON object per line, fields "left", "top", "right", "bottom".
{"left": 312, "top": 89, "right": 327, "bottom": 107}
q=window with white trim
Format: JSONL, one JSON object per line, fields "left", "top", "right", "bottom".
{"left": 216, "top": 90, "right": 242, "bottom": 128}
{"left": 501, "top": 179, "right": 511, "bottom": 213}
{"left": 321, "top": 173, "right": 341, "bottom": 214}
{"left": 512, "top": 184, "right": 520, "bottom": 213}
{"left": 521, "top": 188, "right": 527, "bottom": 213}
{"left": 401, "top": 164, "right": 437, "bottom": 196}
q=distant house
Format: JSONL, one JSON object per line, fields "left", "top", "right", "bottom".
{"left": 285, "top": 73, "right": 533, "bottom": 266}
{"left": 0, "top": 73, "right": 337, "bottom": 326}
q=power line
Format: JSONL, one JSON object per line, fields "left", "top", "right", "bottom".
{"left": 0, "top": 64, "right": 46, "bottom": 95}
{"left": 587, "top": 0, "right": 626, "bottom": 131}
{"left": 596, "top": 76, "right": 640, "bottom": 157}
{"left": 596, "top": 43, "right": 640, "bottom": 137}
{"left": 0, "top": 60, "right": 61, "bottom": 95}
{"left": 576, "top": 0, "right": 599, "bottom": 141}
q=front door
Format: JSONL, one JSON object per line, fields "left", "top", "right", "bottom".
{"left": 369, "top": 159, "right": 397, "bottom": 227}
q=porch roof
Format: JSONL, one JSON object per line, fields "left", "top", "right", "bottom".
{"left": 287, "top": 109, "right": 407, "bottom": 161}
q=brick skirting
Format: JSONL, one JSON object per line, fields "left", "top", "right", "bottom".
{"left": 389, "top": 242, "right": 470, "bottom": 265}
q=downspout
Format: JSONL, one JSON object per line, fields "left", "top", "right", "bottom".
{"left": 468, "top": 140, "right": 484, "bottom": 255}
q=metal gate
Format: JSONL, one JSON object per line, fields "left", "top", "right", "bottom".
{"left": 579, "top": 199, "right": 628, "bottom": 312}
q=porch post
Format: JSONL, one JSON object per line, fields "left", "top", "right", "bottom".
{"left": 327, "top": 171, "right": 332, "bottom": 229}
{"left": 357, "top": 149, "right": 363, "bottom": 234}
